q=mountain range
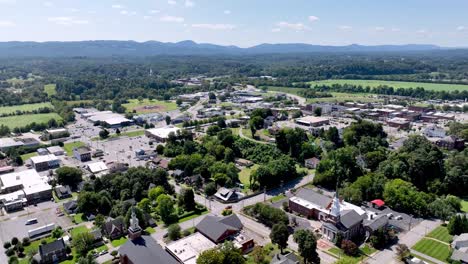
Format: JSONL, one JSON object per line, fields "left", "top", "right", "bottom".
{"left": 0, "top": 40, "right": 449, "bottom": 57}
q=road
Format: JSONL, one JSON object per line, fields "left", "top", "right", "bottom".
{"left": 268, "top": 90, "right": 306, "bottom": 106}
{"left": 366, "top": 220, "right": 441, "bottom": 264}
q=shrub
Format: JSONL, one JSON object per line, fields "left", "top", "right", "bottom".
{"left": 183, "top": 229, "right": 191, "bottom": 237}
{"left": 5, "top": 248, "right": 15, "bottom": 256}
{"left": 168, "top": 224, "right": 181, "bottom": 241}
{"left": 341, "top": 240, "right": 358, "bottom": 256}
{"left": 3, "top": 242, "right": 11, "bottom": 249}
{"left": 11, "top": 237, "right": 18, "bottom": 245}
{"left": 21, "top": 237, "right": 30, "bottom": 246}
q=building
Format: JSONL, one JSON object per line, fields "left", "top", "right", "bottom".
{"left": 296, "top": 116, "right": 330, "bottom": 127}
{"left": 304, "top": 157, "right": 320, "bottom": 169}
{"left": 235, "top": 158, "right": 253, "bottom": 168}
{"left": 54, "top": 185, "right": 72, "bottom": 199}
{"left": 422, "top": 125, "right": 446, "bottom": 138}
{"left": 451, "top": 233, "right": 468, "bottom": 263}
{"left": 87, "top": 161, "right": 109, "bottom": 176}
{"left": 47, "top": 146, "right": 65, "bottom": 156}
{"left": 119, "top": 209, "right": 178, "bottom": 264}
{"left": 0, "top": 166, "right": 14, "bottom": 175}
{"left": 214, "top": 187, "right": 242, "bottom": 203}
{"left": 0, "top": 170, "right": 52, "bottom": 205}
{"left": 195, "top": 214, "right": 243, "bottom": 243}
{"left": 145, "top": 126, "right": 181, "bottom": 142}
{"left": 103, "top": 217, "right": 126, "bottom": 240}
{"left": 37, "top": 148, "right": 49, "bottom": 156}
{"left": 85, "top": 111, "right": 133, "bottom": 128}
{"left": 0, "top": 138, "right": 24, "bottom": 151}
{"left": 436, "top": 136, "right": 465, "bottom": 150}
{"left": 166, "top": 232, "right": 217, "bottom": 264}
{"left": 386, "top": 117, "right": 411, "bottom": 130}
{"left": 30, "top": 154, "right": 60, "bottom": 172}
{"left": 73, "top": 146, "right": 92, "bottom": 162}
{"left": 42, "top": 128, "right": 69, "bottom": 140}
{"left": 270, "top": 252, "right": 300, "bottom": 264}
{"left": 288, "top": 188, "right": 333, "bottom": 219}
{"left": 18, "top": 138, "right": 40, "bottom": 148}
{"left": 37, "top": 238, "right": 67, "bottom": 264}
{"left": 63, "top": 200, "right": 78, "bottom": 214}
{"left": 0, "top": 190, "right": 27, "bottom": 212}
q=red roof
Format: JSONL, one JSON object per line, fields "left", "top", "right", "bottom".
{"left": 371, "top": 199, "right": 385, "bottom": 207}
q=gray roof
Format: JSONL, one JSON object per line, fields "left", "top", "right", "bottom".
{"left": 270, "top": 252, "right": 300, "bottom": 264}
{"left": 451, "top": 249, "right": 468, "bottom": 263}
{"left": 119, "top": 235, "right": 178, "bottom": 264}
{"left": 339, "top": 210, "right": 363, "bottom": 229}
{"left": 195, "top": 214, "right": 242, "bottom": 242}
{"left": 295, "top": 188, "right": 332, "bottom": 209}
{"left": 363, "top": 215, "right": 389, "bottom": 231}
{"left": 39, "top": 238, "right": 65, "bottom": 256}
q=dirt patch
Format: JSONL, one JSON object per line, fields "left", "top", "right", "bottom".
{"left": 134, "top": 104, "right": 166, "bottom": 113}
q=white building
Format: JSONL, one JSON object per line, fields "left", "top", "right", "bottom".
{"left": 30, "top": 154, "right": 60, "bottom": 172}
{"left": 87, "top": 161, "right": 109, "bottom": 176}
{"left": 145, "top": 126, "right": 181, "bottom": 142}
{"left": 0, "top": 170, "right": 52, "bottom": 206}
{"left": 166, "top": 232, "right": 216, "bottom": 264}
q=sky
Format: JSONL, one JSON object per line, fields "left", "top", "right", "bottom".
{"left": 0, "top": 0, "right": 467, "bottom": 47}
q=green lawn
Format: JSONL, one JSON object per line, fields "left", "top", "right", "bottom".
{"left": 270, "top": 193, "right": 286, "bottom": 203}
{"left": 0, "top": 113, "right": 62, "bottom": 129}
{"left": 64, "top": 141, "right": 85, "bottom": 156}
{"left": 427, "top": 226, "right": 453, "bottom": 243}
{"left": 178, "top": 209, "right": 209, "bottom": 224}
{"left": 18, "top": 236, "right": 56, "bottom": 263}
{"left": 111, "top": 237, "right": 128, "bottom": 247}
{"left": 44, "top": 84, "right": 57, "bottom": 96}
{"left": 0, "top": 102, "right": 54, "bottom": 115}
{"left": 73, "top": 213, "right": 85, "bottom": 224}
{"left": 92, "top": 129, "right": 145, "bottom": 141}
{"left": 461, "top": 199, "right": 468, "bottom": 213}
{"left": 21, "top": 152, "right": 38, "bottom": 162}
{"left": 145, "top": 226, "right": 156, "bottom": 234}
{"left": 308, "top": 79, "right": 468, "bottom": 92}
{"left": 266, "top": 86, "right": 382, "bottom": 103}
{"left": 412, "top": 238, "right": 452, "bottom": 262}
{"left": 328, "top": 245, "right": 375, "bottom": 263}
{"left": 123, "top": 99, "right": 178, "bottom": 114}
{"left": 239, "top": 164, "right": 259, "bottom": 188}
{"left": 70, "top": 225, "right": 89, "bottom": 238}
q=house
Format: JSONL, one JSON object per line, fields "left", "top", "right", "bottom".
{"left": 304, "top": 157, "right": 320, "bottom": 169}
{"left": 19, "top": 138, "right": 40, "bottom": 148}
{"left": 30, "top": 155, "right": 60, "bottom": 172}
{"left": 172, "top": 169, "right": 185, "bottom": 181}
{"left": 270, "top": 252, "right": 300, "bottom": 264}
{"left": 214, "top": 187, "right": 242, "bottom": 203}
{"left": 47, "top": 146, "right": 65, "bottom": 156}
{"left": 451, "top": 233, "right": 468, "bottom": 263}
{"left": 195, "top": 214, "right": 243, "bottom": 243}
{"left": 103, "top": 217, "right": 126, "bottom": 240}
{"left": 119, "top": 209, "right": 178, "bottom": 264}
{"left": 37, "top": 238, "right": 67, "bottom": 264}
{"left": 436, "top": 136, "right": 465, "bottom": 150}
{"left": 87, "top": 161, "right": 109, "bottom": 176}
{"left": 73, "top": 146, "right": 92, "bottom": 162}
{"left": 386, "top": 117, "right": 411, "bottom": 130}
{"left": 90, "top": 229, "right": 103, "bottom": 243}
{"left": 63, "top": 200, "right": 78, "bottom": 214}
{"left": 54, "top": 185, "right": 72, "bottom": 199}
{"left": 235, "top": 158, "right": 253, "bottom": 168}
{"left": 0, "top": 138, "right": 24, "bottom": 152}
{"left": 37, "top": 148, "right": 49, "bottom": 156}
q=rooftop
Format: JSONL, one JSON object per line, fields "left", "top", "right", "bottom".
{"left": 166, "top": 232, "right": 216, "bottom": 264}
{"left": 146, "top": 126, "right": 181, "bottom": 139}
{"left": 0, "top": 169, "right": 51, "bottom": 194}
{"left": 296, "top": 116, "right": 329, "bottom": 124}
{"left": 30, "top": 154, "right": 59, "bottom": 164}
{"left": 87, "top": 161, "right": 108, "bottom": 173}
{"left": 119, "top": 235, "right": 178, "bottom": 264}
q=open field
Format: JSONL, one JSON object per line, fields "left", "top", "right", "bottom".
{"left": 239, "top": 164, "right": 259, "bottom": 188}
{"left": 64, "top": 141, "right": 85, "bottom": 156}
{"left": 266, "top": 86, "right": 382, "bottom": 103}
{"left": 427, "top": 226, "right": 452, "bottom": 243}
{"left": 0, "top": 113, "right": 62, "bottom": 129}
{"left": 412, "top": 238, "right": 452, "bottom": 262}
{"left": 308, "top": 79, "right": 468, "bottom": 92}
{"left": 44, "top": 84, "right": 56, "bottom": 96}
{"left": 0, "top": 102, "right": 54, "bottom": 115}
{"left": 123, "top": 99, "right": 177, "bottom": 114}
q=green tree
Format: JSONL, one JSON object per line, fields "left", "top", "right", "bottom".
{"left": 157, "top": 194, "right": 176, "bottom": 224}
{"left": 77, "top": 253, "right": 98, "bottom": 264}
{"left": 99, "top": 129, "right": 109, "bottom": 139}
{"left": 179, "top": 188, "right": 196, "bottom": 211}
{"left": 138, "top": 198, "right": 152, "bottom": 214}
{"left": 197, "top": 248, "right": 224, "bottom": 264}
{"left": 293, "top": 229, "right": 320, "bottom": 264}
{"left": 168, "top": 224, "right": 181, "bottom": 241}
{"left": 165, "top": 115, "right": 171, "bottom": 125}
{"left": 56, "top": 166, "right": 83, "bottom": 189}
{"left": 148, "top": 186, "right": 165, "bottom": 201}
{"left": 73, "top": 232, "right": 95, "bottom": 256}
{"left": 270, "top": 223, "right": 289, "bottom": 254}
{"left": 204, "top": 182, "right": 217, "bottom": 196}
{"left": 314, "top": 107, "right": 322, "bottom": 116}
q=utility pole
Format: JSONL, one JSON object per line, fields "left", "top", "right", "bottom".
{"left": 263, "top": 186, "right": 267, "bottom": 202}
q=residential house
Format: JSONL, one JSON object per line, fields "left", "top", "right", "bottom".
{"left": 54, "top": 185, "right": 72, "bottom": 199}
{"left": 63, "top": 200, "right": 78, "bottom": 214}
{"left": 270, "top": 252, "right": 300, "bottom": 264}
{"left": 214, "top": 187, "right": 242, "bottom": 203}
{"left": 304, "top": 157, "right": 320, "bottom": 169}
{"left": 195, "top": 214, "right": 243, "bottom": 243}
{"left": 436, "top": 136, "right": 465, "bottom": 150}
{"left": 37, "top": 238, "right": 67, "bottom": 264}
{"left": 103, "top": 217, "right": 126, "bottom": 240}
{"left": 451, "top": 233, "right": 468, "bottom": 263}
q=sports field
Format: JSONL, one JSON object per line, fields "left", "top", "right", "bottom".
{"left": 308, "top": 79, "right": 468, "bottom": 92}
{"left": 412, "top": 238, "right": 451, "bottom": 262}
{"left": 44, "top": 84, "right": 57, "bottom": 96}
{"left": 0, "top": 113, "right": 62, "bottom": 129}
{"left": 123, "top": 99, "right": 178, "bottom": 114}
{"left": 0, "top": 102, "right": 54, "bottom": 115}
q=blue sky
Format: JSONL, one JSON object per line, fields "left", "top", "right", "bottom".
{"left": 0, "top": 0, "right": 467, "bottom": 47}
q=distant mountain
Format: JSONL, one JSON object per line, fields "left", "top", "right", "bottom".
{"left": 0, "top": 40, "right": 445, "bottom": 57}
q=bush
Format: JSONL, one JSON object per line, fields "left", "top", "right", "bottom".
{"left": 222, "top": 209, "right": 233, "bottom": 216}
{"left": 11, "top": 237, "right": 18, "bottom": 245}
{"left": 111, "top": 250, "right": 118, "bottom": 257}
{"left": 41, "top": 239, "right": 47, "bottom": 245}
{"left": 5, "top": 248, "right": 15, "bottom": 256}
{"left": 183, "top": 229, "right": 191, "bottom": 237}
{"left": 8, "top": 256, "right": 18, "bottom": 264}
{"left": 168, "top": 224, "right": 181, "bottom": 241}
{"left": 3, "top": 242, "right": 11, "bottom": 249}
{"left": 341, "top": 240, "right": 358, "bottom": 256}
{"left": 21, "top": 237, "right": 30, "bottom": 246}
{"left": 156, "top": 145, "right": 165, "bottom": 155}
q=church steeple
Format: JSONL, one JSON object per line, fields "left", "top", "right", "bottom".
{"left": 330, "top": 180, "right": 341, "bottom": 221}
{"left": 128, "top": 207, "right": 142, "bottom": 240}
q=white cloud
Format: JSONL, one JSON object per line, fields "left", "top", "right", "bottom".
{"left": 65, "top": 8, "right": 79, "bottom": 13}
{"left": 224, "top": 10, "right": 231, "bottom": 15}
{"left": 160, "top": 15, "right": 184, "bottom": 23}
{"left": 150, "top": 10, "right": 160, "bottom": 14}
{"left": 43, "top": 1, "right": 53, "bottom": 7}
{"left": 48, "top": 16, "right": 89, "bottom": 25}
{"left": 271, "top": 28, "right": 281, "bottom": 33}
{"left": 308, "top": 16, "right": 319, "bottom": 22}
{"left": 0, "top": 20, "right": 15, "bottom": 27}
{"left": 456, "top": 26, "right": 466, "bottom": 31}
{"left": 168, "top": 0, "right": 176, "bottom": 5}
{"left": 338, "top": 25, "right": 352, "bottom": 31}
{"left": 276, "top": 21, "right": 308, "bottom": 31}
{"left": 191, "top": 23, "right": 236, "bottom": 30}
{"left": 185, "top": 0, "right": 194, "bottom": 7}
{"left": 374, "top": 26, "right": 385, "bottom": 32}
{"left": 112, "top": 4, "right": 124, "bottom": 9}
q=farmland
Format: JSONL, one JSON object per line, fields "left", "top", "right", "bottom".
{"left": 44, "top": 84, "right": 57, "bottom": 96}
{"left": 308, "top": 79, "right": 468, "bottom": 92}
{"left": 0, "top": 102, "right": 54, "bottom": 115}
{"left": 0, "top": 113, "right": 62, "bottom": 129}
{"left": 123, "top": 99, "right": 178, "bottom": 114}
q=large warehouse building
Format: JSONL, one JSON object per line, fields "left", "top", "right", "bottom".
{"left": 83, "top": 111, "right": 134, "bottom": 128}
{"left": 145, "top": 126, "right": 181, "bottom": 142}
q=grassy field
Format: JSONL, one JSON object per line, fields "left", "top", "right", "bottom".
{"left": 266, "top": 86, "right": 382, "bottom": 103}
{"left": 64, "top": 141, "right": 85, "bottom": 156}
{"left": 427, "top": 226, "right": 453, "bottom": 243}
{"left": 461, "top": 199, "right": 468, "bottom": 213}
{"left": 308, "top": 79, "right": 468, "bottom": 92}
{"left": 123, "top": 99, "right": 178, "bottom": 114}
{"left": 412, "top": 238, "right": 452, "bottom": 262}
{"left": 0, "top": 113, "right": 62, "bottom": 129}
{"left": 21, "top": 152, "right": 38, "bottom": 162}
{"left": 0, "top": 102, "right": 54, "bottom": 115}
{"left": 111, "top": 237, "right": 128, "bottom": 247}
{"left": 44, "top": 84, "right": 57, "bottom": 96}
{"left": 70, "top": 225, "right": 89, "bottom": 238}
{"left": 239, "top": 164, "right": 259, "bottom": 188}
